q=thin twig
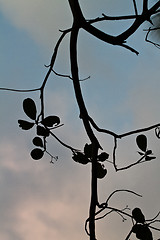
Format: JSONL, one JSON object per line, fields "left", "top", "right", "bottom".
{"left": 39, "top": 30, "right": 70, "bottom": 120}
{"left": 133, "top": 0, "right": 138, "bottom": 16}
{"left": 147, "top": 211, "right": 160, "bottom": 223}
{"left": 119, "top": 123, "right": 160, "bottom": 138}
{"left": 0, "top": 87, "right": 40, "bottom": 92}
{"left": 145, "top": 27, "right": 160, "bottom": 49}
{"left": 51, "top": 69, "right": 73, "bottom": 80}
{"left": 116, "top": 155, "right": 146, "bottom": 171}
{"left": 149, "top": 225, "right": 160, "bottom": 232}
{"left": 143, "top": 0, "right": 148, "bottom": 13}
{"left": 88, "top": 115, "right": 160, "bottom": 139}
{"left": 106, "top": 189, "right": 142, "bottom": 204}
{"left": 120, "top": 43, "right": 139, "bottom": 55}
{"left": 125, "top": 229, "right": 133, "bottom": 240}
{"left": 87, "top": 14, "right": 139, "bottom": 24}
{"left": 113, "top": 137, "right": 118, "bottom": 170}
{"left": 49, "top": 130, "right": 79, "bottom": 152}
{"left": 50, "top": 68, "right": 91, "bottom": 82}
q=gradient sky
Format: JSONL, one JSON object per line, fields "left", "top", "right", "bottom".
{"left": 0, "top": 1, "right": 160, "bottom": 240}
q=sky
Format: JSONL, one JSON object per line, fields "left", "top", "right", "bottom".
{"left": 0, "top": 1, "right": 160, "bottom": 240}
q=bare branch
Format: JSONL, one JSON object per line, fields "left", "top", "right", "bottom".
{"left": 50, "top": 68, "right": 91, "bottom": 82}
{"left": 119, "top": 123, "right": 160, "bottom": 138}
{"left": 51, "top": 69, "right": 73, "bottom": 80}
{"left": 120, "top": 43, "right": 139, "bottom": 55}
{"left": 132, "top": 0, "right": 138, "bottom": 16}
{"left": 149, "top": 225, "right": 160, "bottom": 232}
{"left": 143, "top": 0, "right": 148, "bottom": 13}
{"left": 87, "top": 14, "right": 139, "bottom": 24}
{"left": 0, "top": 87, "right": 40, "bottom": 92}
{"left": 115, "top": 152, "right": 148, "bottom": 171}
{"left": 105, "top": 189, "right": 142, "bottom": 204}
{"left": 147, "top": 211, "right": 160, "bottom": 223}
{"left": 41, "top": 30, "right": 70, "bottom": 91}
{"left": 39, "top": 30, "right": 70, "bottom": 120}
{"left": 117, "top": 1, "right": 160, "bottom": 43}
{"left": 49, "top": 130, "right": 79, "bottom": 152}
{"left": 89, "top": 114, "right": 160, "bottom": 139}
{"left": 113, "top": 137, "right": 118, "bottom": 170}
{"left": 145, "top": 27, "right": 160, "bottom": 49}
{"left": 125, "top": 229, "right": 133, "bottom": 240}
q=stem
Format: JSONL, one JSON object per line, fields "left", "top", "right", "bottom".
{"left": 68, "top": 2, "right": 100, "bottom": 237}
{"left": 69, "top": 24, "right": 98, "bottom": 240}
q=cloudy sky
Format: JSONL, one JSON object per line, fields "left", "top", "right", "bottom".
{"left": 0, "top": 1, "right": 160, "bottom": 240}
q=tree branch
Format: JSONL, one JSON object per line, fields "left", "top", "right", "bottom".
{"left": 132, "top": 0, "right": 138, "bottom": 16}
{"left": 0, "top": 87, "right": 40, "bottom": 92}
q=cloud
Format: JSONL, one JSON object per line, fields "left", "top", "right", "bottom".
{"left": 125, "top": 58, "right": 160, "bottom": 127}
{"left": 0, "top": 0, "right": 133, "bottom": 50}
{"left": 0, "top": 0, "right": 71, "bottom": 48}
{"left": 0, "top": 137, "right": 90, "bottom": 240}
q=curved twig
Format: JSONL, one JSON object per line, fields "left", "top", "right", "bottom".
{"left": 145, "top": 27, "right": 160, "bottom": 49}
{"left": 49, "top": 130, "right": 79, "bottom": 152}
{"left": 0, "top": 87, "right": 40, "bottom": 92}
{"left": 106, "top": 189, "right": 142, "bottom": 204}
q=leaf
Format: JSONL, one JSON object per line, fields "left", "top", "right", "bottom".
{"left": 132, "top": 224, "right": 153, "bottom": 240}
{"left": 84, "top": 143, "right": 93, "bottom": 158}
{"left": 41, "top": 116, "right": 60, "bottom": 127}
{"left": 72, "top": 152, "right": 90, "bottom": 165}
{"left": 146, "top": 150, "right": 152, "bottom": 155}
{"left": 18, "top": 120, "right": 34, "bottom": 130}
{"left": 136, "top": 134, "right": 147, "bottom": 152}
{"left": 32, "top": 137, "right": 43, "bottom": 147}
{"left": 132, "top": 208, "right": 145, "bottom": 224}
{"left": 145, "top": 156, "right": 156, "bottom": 161}
{"left": 23, "top": 98, "right": 37, "bottom": 120}
{"left": 97, "top": 162, "right": 107, "bottom": 179}
{"left": 37, "top": 125, "right": 50, "bottom": 137}
{"left": 30, "top": 148, "right": 44, "bottom": 160}
{"left": 155, "top": 127, "right": 160, "bottom": 139}
{"left": 98, "top": 152, "right": 109, "bottom": 162}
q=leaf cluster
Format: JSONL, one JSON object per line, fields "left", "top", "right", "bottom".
{"left": 72, "top": 143, "right": 109, "bottom": 179}
{"left": 132, "top": 208, "right": 153, "bottom": 240}
{"left": 136, "top": 134, "right": 156, "bottom": 161}
{"left": 18, "top": 98, "right": 61, "bottom": 161}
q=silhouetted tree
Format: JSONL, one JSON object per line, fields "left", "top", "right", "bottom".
{"left": 1, "top": 1, "right": 160, "bottom": 240}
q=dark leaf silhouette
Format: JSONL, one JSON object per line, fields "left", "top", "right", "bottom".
{"left": 18, "top": 120, "right": 34, "bottom": 130}
{"left": 72, "top": 152, "right": 90, "bottom": 164}
{"left": 136, "top": 135, "right": 147, "bottom": 152}
{"left": 37, "top": 125, "right": 50, "bottom": 137}
{"left": 98, "top": 152, "right": 109, "bottom": 162}
{"left": 132, "top": 224, "right": 153, "bottom": 240}
{"left": 41, "top": 116, "right": 60, "bottom": 127}
{"left": 30, "top": 148, "right": 44, "bottom": 160}
{"left": 146, "top": 150, "right": 152, "bottom": 155}
{"left": 84, "top": 143, "right": 93, "bottom": 158}
{"left": 132, "top": 208, "right": 145, "bottom": 224}
{"left": 32, "top": 137, "right": 43, "bottom": 147}
{"left": 155, "top": 127, "right": 160, "bottom": 139}
{"left": 97, "top": 162, "right": 107, "bottom": 179}
{"left": 23, "top": 98, "right": 37, "bottom": 120}
{"left": 145, "top": 156, "right": 156, "bottom": 161}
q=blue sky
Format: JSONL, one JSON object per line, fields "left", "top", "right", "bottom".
{"left": 0, "top": 1, "right": 160, "bottom": 240}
